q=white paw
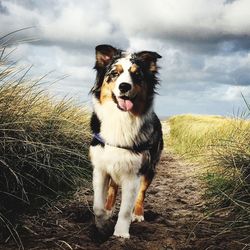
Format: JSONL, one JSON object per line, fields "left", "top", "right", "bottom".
{"left": 113, "top": 231, "right": 130, "bottom": 239}
{"left": 132, "top": 213, "right": 144, "bottom": 222}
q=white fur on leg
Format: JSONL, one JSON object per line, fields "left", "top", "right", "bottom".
{"left": 92, "top": 168, "right": 109, "bottom": 229}
{"left": 113, "top": 177, "right": 140, "bottom": 238}
{"left": 113, "top": 216, "right": 131, "bottom": 238}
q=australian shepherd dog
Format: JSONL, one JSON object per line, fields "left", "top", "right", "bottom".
{"left": 89, "top": 44, "right": 163, "bottom": 238}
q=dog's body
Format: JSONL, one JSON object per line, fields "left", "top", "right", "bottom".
{"left": 89, "top": 45, "right": 163, "bottom": 238}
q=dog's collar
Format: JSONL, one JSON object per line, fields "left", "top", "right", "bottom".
{"left": 93, "top": 133, "right": 151, "bottom": 153}
{"left": 93, "top": 133, "right": 105, "bottom": 144}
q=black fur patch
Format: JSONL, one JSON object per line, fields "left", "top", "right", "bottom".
{"left": 130, "top": 54, "right": 160, "bottom": 114}
{"left": 90, "top": 112, "right": 101, "bottom": 133}
{"left": 91, "top": 137, "right": 104, "bottom": 147}
{"left": 138, "top": 113, "right": 163, "bottom": 180}
{"left": 90, "top": 112, "right": 104, "bottom": 147}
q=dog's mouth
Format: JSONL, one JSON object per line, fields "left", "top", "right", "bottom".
{"left": 112, "top": 93, "right": 136, "bottom": 112}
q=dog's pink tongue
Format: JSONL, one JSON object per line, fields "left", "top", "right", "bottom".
{"left": 117, "top": 98, "right": 133, "bottom": 111}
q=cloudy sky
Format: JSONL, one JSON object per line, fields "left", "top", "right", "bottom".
{"left": 1, "top": 0, "right": 250, "bottom": 117}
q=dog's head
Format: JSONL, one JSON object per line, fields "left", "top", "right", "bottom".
{"left": 91, "top": 44, "right": 161, "bottom": 115}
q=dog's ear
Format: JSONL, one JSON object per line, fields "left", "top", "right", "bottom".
{"left": 136, "top": 51, "right": 162, "bottom": 72}
{"left": 95, "top": 44, "right": 118, "bottom": 69}
{"left": 91, "top": 45, "right": 118, "bottom": 95}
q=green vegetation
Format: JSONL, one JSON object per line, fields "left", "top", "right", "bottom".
{"left": 168, "top": 114, "right": 237, "bottom": 157}
{"left": 168, "top": 114, "right": 250, "bottom": 241}
{"left": 0, "top": 42, "right": 91, "bottom": 246}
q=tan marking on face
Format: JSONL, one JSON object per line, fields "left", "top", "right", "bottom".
{"left": 115, "top": 64, "right": 124, "bottom": 74}
{"left": 100, "top": 79, "right": 116, "bottom": 104}
{"left": 130, "top": 64, "right": 138, "bottom": 73}
{"left": 149, "top": 62, "right": 158, "bottom": 72}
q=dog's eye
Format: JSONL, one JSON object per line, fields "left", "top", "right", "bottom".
{"left": 106, "top": 71, "right": 119, "bottom": 83}
{"left": 110, "top": 71, "right": 119, "bottom": 78}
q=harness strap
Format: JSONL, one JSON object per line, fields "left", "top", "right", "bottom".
{"left": 93, "top": 133, "right": 151, "bottom": 153}
{"left": 93, "top": 133, "right": 105, "bottom": 144}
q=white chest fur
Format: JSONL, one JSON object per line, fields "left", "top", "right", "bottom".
{"left": 90, "top": 145, "right": 142, "bottom": 185}
{"left": 90, "top": 99, "right": 146, "bottom": 184}
{"left": 95, "top": 100, "right": 143, "bottom": 146}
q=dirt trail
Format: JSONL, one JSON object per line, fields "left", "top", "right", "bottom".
{"left": 2, "top": 124, "right": 243, "bottom": 250}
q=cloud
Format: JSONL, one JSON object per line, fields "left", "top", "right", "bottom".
{"left": 220, "top": 86, "right": 250, "bottom": 101}
{"left": 155, "top": 82, "right": 250, "bottom": 117}
{"left": 0, "top": 0, "right": 129, "bottom": 50}
{"left": 1, "top": 0, "right": 250, "bottom": 117}
{"left": 4, "top": 0, "right": 250, "bottom": 54}
{"left": 2, "top": 0, "right": 250, "bottom": 55}
{"left": 110, "top": 0, "right": 250, "bottom": 53}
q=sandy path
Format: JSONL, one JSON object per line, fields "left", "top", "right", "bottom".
{"left": 1, "top": 124, "right": 243, "bottom": 250}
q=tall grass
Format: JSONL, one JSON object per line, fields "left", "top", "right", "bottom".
{"left": 168, "top": 114, "right": 250, "bottom": 243}
{"left": 168, "top": 114, "right": 233, "bottom": 157}
{"left": 0, "top": 39, "right": 91, "bottom": 246}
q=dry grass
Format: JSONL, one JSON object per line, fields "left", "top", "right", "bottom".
{"left": 168, "top": 114, "right": 250, "bottom": 245}
{"left": 0, "top": 36, "right": 91, "bottom": 247}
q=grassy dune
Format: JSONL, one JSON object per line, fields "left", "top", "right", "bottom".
{"left": 0, "top": 45, "right": 91, "bottom": 245}
{"left": 168, "top": 114, "right": 250, "bottom": 240}
{"left": 169, "top": 114, "right": 245, "bottom": 156}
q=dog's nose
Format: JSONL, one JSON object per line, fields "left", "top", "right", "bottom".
{"left": 119, "top": 82, "right": 132, "bottom": 93}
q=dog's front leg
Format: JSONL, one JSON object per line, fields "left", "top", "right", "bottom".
{"left": 114, "top": 176, "right": 140, "bottom": 238}
{"left": 93, "top": 167, "right": 110, "bottom": 229}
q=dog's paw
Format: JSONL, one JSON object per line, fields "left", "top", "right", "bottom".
{"left": 113, "top": 230, "right": 130, "bottom": 239}
{"left": 95, "top": 217, "right": 106, "bottom": 229}
{"left": 94, "top": 208, "right": 113, "bottom": 228}
{"left": 132, "top": 213, "right": 144, "bottom": 222}
{"left": 105, "top": 209, "right": 113, "bottom": 219}
{"left": 95, "top": 215, "right": 110, "bottom": 229}
{"left": 113, "top": 222, "right": 130, "bottom": 238}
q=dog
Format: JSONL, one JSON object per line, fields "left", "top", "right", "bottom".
{"left": 89, "top": 44, "right": 163, "bottom": 238}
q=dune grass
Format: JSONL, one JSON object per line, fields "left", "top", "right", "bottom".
{"left": 168, "top": 114, "right": 250, "bottom": 243}
{"left": 168, "top": 114, "right": 234, "bottom": 157}
{"left": 0, "top": 42, "right": 91, "bottom": 246}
